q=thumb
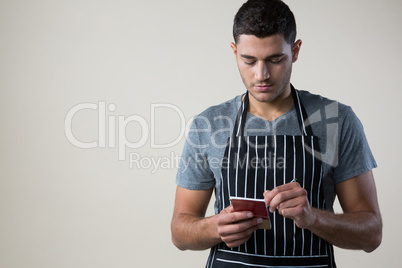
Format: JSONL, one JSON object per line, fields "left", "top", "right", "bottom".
{"left": 227, "top": 205, "right": 235, "bottom": 213}
{"left": 263, "top": 190, "right": 271, "bottom": 204}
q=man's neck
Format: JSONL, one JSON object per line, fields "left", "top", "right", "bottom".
{"left": 247, "top": 87, "right": 294, "bottom": 122}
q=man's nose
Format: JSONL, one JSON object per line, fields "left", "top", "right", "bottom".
{"left": 255, "top": 61, "right": 270, "bottom": 81}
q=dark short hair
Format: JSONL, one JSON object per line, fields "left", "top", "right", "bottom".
{"left": 233, "top": 0, "right": 297, "bottom": 44}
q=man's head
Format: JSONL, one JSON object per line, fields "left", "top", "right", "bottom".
{"left": 230, "top": 0, "right": 301, "bottom": 106}
{"left": 233, "top": 0, "right": 296, "bottom": 45}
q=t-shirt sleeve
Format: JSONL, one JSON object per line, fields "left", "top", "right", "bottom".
{"left": 333, "top": 107, "right": 377, "bottom": 184}
{"left": 175, "top": 117, "right": 216, "bottom": 190}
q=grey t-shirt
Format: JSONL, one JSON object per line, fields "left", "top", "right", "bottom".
{"left": 176, "top": 90, "right": 377, "bottom": 212}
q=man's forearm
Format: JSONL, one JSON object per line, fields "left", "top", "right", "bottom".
{"left": 308, "top": 208, "right": 382, "bottom": 253}
{"left": 171, "top": 213, "right": 221, "bottom": 251}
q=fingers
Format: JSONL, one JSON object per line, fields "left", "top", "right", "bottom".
{"left": 269, "top": 187, "right": 307, "bottom": 213}
{"left": 280, "top": 204, "right": 304, "bottom": 219}
{"left": 218, "top": 217, "right": 262, "bottom": 247}
{"left": 219, "top": 206, "right": 254, "bottom": 225}
{"left": 264, "top": 182, "right": 300, "bottom": 205}
{"left": 217, "top": 205, "right": 262, "bottom": 248}
{"left": 276, "top": 196, "right": 306, "bottom": 215}
{"left": 263, "top": 182, "right": 307, "bottom": 213}
{"left": 263, "top": 182, "right": 315, "bottom": 229}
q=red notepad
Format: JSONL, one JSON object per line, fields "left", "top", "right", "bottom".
{"left": 230, "top": 197, "right": 271, "bottom": 229}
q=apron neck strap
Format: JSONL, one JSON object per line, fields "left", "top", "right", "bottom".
{"left": 291, "top": 84, "right": 313, "bottom": 136}
{"left": 233, "top": 84, "right": 313, "bottom": 137}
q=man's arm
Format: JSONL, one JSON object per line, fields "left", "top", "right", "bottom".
{"left": 171, "top": 186, "right": 219, "bottom": 250}
{"left": 171, "top": 186, "right": 263, "bottom": 250}
{"left": 264, "top": 170, "right": 382, "bottom": 253}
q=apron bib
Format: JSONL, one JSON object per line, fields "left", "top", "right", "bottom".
{"left": 206, "top": 86, "right": 336, "bottom": 267}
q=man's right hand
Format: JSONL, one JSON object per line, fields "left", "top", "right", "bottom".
{"left": 216, "top": 205, "right": 263, "bottom": 248}
{"left": 171, "top": 187, "right": 262, "bottom": 250}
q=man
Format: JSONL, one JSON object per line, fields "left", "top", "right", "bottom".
{"left": 171, "top": 0, "right": 382, "bottom": 267}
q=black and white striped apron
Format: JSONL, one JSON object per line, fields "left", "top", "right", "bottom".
{"left": 206, "top": 86, "right": 336, "bottom": 267}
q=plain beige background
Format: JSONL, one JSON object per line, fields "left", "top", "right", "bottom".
{"left": 1, "top": 0, "right": 401, "bottom": 267}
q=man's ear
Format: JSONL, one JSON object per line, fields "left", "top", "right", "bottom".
{"left": 230, "top": 42, "right": 237, "bottom": 56}
{"left": 292, "top": 39, "right": 302, "bottom": 63}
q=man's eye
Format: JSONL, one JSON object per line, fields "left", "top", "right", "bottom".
{"left": 270, "top": 58, "right": 283, "bottom": 64}
{"left": 244, "top": 61, "right": 256, "bottom": 65}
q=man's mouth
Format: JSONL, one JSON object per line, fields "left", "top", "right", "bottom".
{"left": 254, "top": 84, "right": 273, "bottom": 92}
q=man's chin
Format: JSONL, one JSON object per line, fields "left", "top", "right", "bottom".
{"left": 248, "top": 91, "right": 275, "bottom": 103}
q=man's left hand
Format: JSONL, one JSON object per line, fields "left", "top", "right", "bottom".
{"left": 263, "top": 181, "right": 317, "bottom": 229}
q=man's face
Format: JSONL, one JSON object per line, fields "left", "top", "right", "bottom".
{"left": 231, "top": 34, "right": 301, "bottom": 104}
